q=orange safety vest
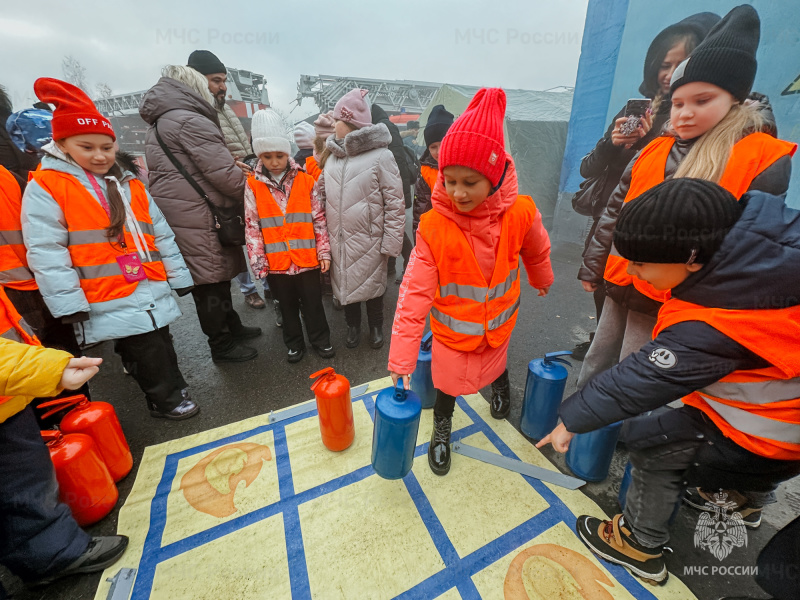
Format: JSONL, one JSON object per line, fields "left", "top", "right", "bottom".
{"left": 28, "top": 170, "right": 167, "bottom": 304}
{"left": 305, "top": 156, "right": 322, "bottom": 181}
{"left": 0, "top": 285, "right": 40, "bottom": 408}
{"left": 419, "top": 195, "right": 538, "bottom": 352}
{"left": 420, "top": 164, "right": 438, "bottom": 193}
{"left": 248, "top": 171, "right": 319, "bottom": 272}
{"left": 605, "top": 132, "right": 797, "bottom": 303}
{"left": 654, "top": 297, "right": 800, "bottom": 460}
{"left": 0, "top": 166, "right": 37, "bottom": 291}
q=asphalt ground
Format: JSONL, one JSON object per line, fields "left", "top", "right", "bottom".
{"left": 3, "top": 239, "right": 798, "bottom": 600}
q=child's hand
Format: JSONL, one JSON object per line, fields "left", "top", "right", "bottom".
{"left": 320, "top": 259, "right": 331, "bottom": 273}
{"left": 537, "top": 286, "right": 550, "bottom": 297}
{"left": 390, "top": 371, "right": 411, "bottom": 390}
{"left": 535, "top": 423, "right": 574, "bottom": 453}
{"left": 60, "top": 356, "right": 103, "bottom": 390}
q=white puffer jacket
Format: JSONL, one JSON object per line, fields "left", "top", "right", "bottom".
{"left": 318, "top": 123, "right": 405, "bottom": 304}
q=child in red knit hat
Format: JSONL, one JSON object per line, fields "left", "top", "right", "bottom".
{"left": 21, "top": 78, "right": 198, "bottom": 420}
{"left": 388, "top": 87, "right": 554, "bottom": 475}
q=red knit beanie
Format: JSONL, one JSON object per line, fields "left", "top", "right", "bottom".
{"left": 439, "top": 88, "right": 506, "bottom": 186}
{"left": 33, "top": 78, "right": 115, "bottom": 141}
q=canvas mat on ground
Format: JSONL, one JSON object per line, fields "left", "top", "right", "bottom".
{"left": 94, "top": 377, "right": 696, "bottom": 599}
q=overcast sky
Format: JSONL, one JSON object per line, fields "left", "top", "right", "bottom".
{"left": 2, "top": 0, "right": 589, "bottom": 119}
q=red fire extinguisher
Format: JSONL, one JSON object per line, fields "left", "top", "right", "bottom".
{"left": 39, "top": 395, "right": 132, "bottom": 482}
{"left": 41, "top": 430, "right": 118, "bottom": 526}
{"left": 310, "top": 368, "right": 355, "bottom": 451}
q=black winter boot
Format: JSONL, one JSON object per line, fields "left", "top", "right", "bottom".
{"left": 490, "top": 369, "right": 511, "bottom": 419}
{"left": 428, "top": 415, "right": 452, "bottom": 475}
{"left": 346, "top": 325, "right": 361, "bottom": 348}
{"left": 369, "top": 326, "right": 384, "bottom": 349}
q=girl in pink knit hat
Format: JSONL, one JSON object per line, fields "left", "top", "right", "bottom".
{"left": 388, "top": 87, "right": 554, "bottom": 476}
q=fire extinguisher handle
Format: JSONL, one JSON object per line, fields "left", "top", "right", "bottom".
{"left": 38, "top": 395, "right": 88, "bottom": 420}
{"left": 309, "top": 367, "right": 336, "bottom": 392}
{"left": 543, "top": 350, "right": 572, "bottom": 368}
{"left": 421, "top": 330, "right": 433, "bottom": 351}
{"left": 40, "top": 430, "right": 61, "bottom": 442}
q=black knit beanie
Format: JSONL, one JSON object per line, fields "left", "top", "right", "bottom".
{"left": 614, "top": 178, "right": 743, "bottom": 264}
{"left": 424, "top": 105, "right": 455, "bottom": 147}
{"left": 669, "top": 5, "right": 759, "bottom": 103}
{"left": 187, "top": 50, "right": 226, "bottom": 76}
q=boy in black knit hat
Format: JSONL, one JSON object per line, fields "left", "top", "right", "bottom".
{"left": 539, "top": 178, "right": 800, "bottom": 585}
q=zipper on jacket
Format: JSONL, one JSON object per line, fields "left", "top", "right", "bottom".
{"left": 339, "top": 156, "right": 348, "bottom": 301}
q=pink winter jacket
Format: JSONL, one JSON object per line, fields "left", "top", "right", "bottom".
{"left": 388, "top": 156, "right": 554, "bottom": 397}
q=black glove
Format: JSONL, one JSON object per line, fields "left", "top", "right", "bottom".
{"left": 174, "top": 286, "right": 195, "bottom": 297}
{"left": 61, "top": 312, "right": 89, "bottom": 324}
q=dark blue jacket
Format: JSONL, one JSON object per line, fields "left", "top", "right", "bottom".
{"left": 560, "top": 191, "right": 800, "bottom": 435}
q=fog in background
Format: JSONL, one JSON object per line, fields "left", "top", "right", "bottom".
{"left": 1, "top": 0, "right": 588, "bottom": 118}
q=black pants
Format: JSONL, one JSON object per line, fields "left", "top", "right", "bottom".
{"left": 433, "top": 370, "right": 508, "bottom": 418}
{"left": 756, "top": 514, "right": 800, "bottom": 600}
{"left": 114, "top": 326, "right": 186, "bottom": 412}
{"left": 433, "top": 389, "right": 457, "bottom": 419}
{"left": 191, "top": 281, "right": 244, "bottom": 354}
{"left": 344, "top": 295, "right": 384, "bottom": 328}
{"left": 0, "top": 406, "right": 90, "bottom": 583}
{"left": 267, "top": 269, "right": 331, "bottom": 351}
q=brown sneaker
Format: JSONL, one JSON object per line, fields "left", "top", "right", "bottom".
{"left": 683, "top": 488, "right": 762, "bottom": 528}
{"left": 577, "top": 514, "right": 668, "bottom": 585}
{"left": 244, "top": 292, "right": 266, "bottom": 309}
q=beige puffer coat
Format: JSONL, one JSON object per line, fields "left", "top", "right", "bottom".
{"left": 217, "top": 103, "right": 252, "bottom": 159}
{"left": 318, "top": 123, "right": 405, "bottom": 304}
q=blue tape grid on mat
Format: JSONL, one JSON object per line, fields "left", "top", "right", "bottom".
{"left": 130, "top": 393, "right": 660, "bottom": 599}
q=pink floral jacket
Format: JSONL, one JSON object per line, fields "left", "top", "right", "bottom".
{"left": 244, "top": 158, "right": 331, "bottom": 278}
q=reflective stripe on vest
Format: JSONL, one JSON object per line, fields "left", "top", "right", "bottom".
{"left": 420, "top": 195, "right": 537, "bottom": 352}
{"left": 28, "top": 170, "right": 167, "bottom": 304}
{"left": 700, "top": 396, "right": 800, "bottom": 445}
{"left": 604, "top": 133, "right": 797, "bottom": 303}
{"left": 0, "top": 286, "right": 40, "bottom": 407}
{"left": 654, "top": 297, "right": 800, "bottom": 460}
{"left": 0, "top": 166, "right": 37, "bottom": 290}
{"left": 249, "top": 171, "right": 319, "bottom": 272}
{"left": 0, "top": 287, "right": 38, "bottom": 345}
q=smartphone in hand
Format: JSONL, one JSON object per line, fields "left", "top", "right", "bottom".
{"left": 619, "top": 98, "right": 651, "bottom": 136}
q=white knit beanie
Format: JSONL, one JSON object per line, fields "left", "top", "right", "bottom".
{"left": 251, "top": 109, "right": 290, "bottom": 156}
{"left": 293, "top": 121, "right": 315, "bottom": 150}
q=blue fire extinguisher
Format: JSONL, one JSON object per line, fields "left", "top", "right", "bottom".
{"left": 520, "top": 351, "right": 572, "bottom": 441}
{"left": 411, "top": 331, "right": 435, "bottom": 409}
{"left": 566, "top": 421, "right": 623, "bottom": 482}
{"left": 371, "top": 381, "right": 422, "bottom": 480}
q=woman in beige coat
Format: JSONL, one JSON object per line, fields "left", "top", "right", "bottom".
{"left": 317, "top": 89, "right": 405, "bottom": 350}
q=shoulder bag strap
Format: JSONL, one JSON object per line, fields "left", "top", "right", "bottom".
{"left": 153, "top": 121, "right": 215, "bottom": 208}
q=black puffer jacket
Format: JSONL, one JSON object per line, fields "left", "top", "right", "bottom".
{"left": 578, "top": 96, "right": 790, "bottom": 315}
{"left": 412, "top": 149, "right": 437, "bottom": 238}
{"left": 579, "top": 100, "right": 671, "bottom": 224}
{"left": 371, "top": 104, "right": 412, "bottom": 209}
{"left": 561, "top": 191, "right": 800, "bottom": 489}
